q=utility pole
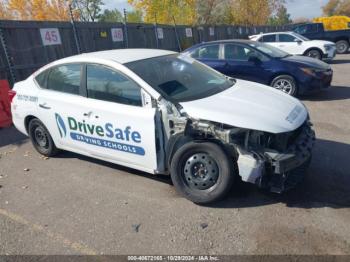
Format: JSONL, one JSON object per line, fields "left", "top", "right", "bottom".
{"left": 69, "top": 2, "right": 81, "bottom": 54}
{"left": 172, "top": 16, "right": 181, "bottom": 52}
{"left": 123, "top": 8, "right": 129, "bottom": 48}
{"left": 154, "top": 13, "right": 159, "bottom": 49}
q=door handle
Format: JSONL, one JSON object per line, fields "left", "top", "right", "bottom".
{"left": 39, "top": 103, "right": 51, "bottom": 110}
{"left": 83, "top": 111, "right": 92, "bottom": 117}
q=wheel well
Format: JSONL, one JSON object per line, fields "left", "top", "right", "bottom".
{"left": 269, "top": 73, "right": 298, "bottom": 87}
{"left": 167, "top": 135, "right": 237, "bottom": 169}
{"left": 24, "top": 115, "right": 37, "bottom": 134}
{"left": 303, "top": 47, "right": 323, "bottom": 56}
{"left": 335, "top": 38, "right": 349, "bottom": 44}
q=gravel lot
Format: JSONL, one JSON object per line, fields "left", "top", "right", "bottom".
{"left": 0, "top": 54, "right": 350, "bottom": 255}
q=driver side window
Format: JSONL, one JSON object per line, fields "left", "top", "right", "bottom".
{"left": 86, "top": 64, "right": 142, "bottom": 106}
{"left": 224, "top": 44, "right": 266, "bottom": 61}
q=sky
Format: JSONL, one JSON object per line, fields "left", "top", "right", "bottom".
{"left": 102, "top": 0, "right": 329, "bottom": 20}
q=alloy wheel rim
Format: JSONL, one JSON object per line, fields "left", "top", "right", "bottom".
{"left": 273, "top": 79, "right": 294, "bottom": 94}
{"left": 308, "top": 50, "right": 320, "bottom": 59}
{"left": 183, "top": 153, "right": 219, "bottom": 190}
{"left": 337, "top": 43, "right": 346, "bottom": 53}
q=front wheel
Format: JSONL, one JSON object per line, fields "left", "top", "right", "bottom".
{"left": 271, "top": 75, "right": 297, "bottom": 96}
{"left": 336, "top": 40, "right": 349, "bottom": 54}
{"left": 305, "top": 49, "right": 322, "bottom": 60}
{"left": 170, "top": 142, "right": 235, "bottom": 204}
{"left": 28, "top": 118, "right": 59, "bottom": 157}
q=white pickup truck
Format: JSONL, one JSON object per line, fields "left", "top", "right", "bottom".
{"left": 10, "top": 49, "right": 315, "bottom": 204}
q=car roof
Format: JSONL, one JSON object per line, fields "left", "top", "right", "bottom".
{"left": 57, "top": 48, "right": 177, "bottom": 64}
{"left": 200, "top": 39, "right": 256, "bottom": 44}
{"left": 257, "top": 31, "right": 294, "bottom": 36}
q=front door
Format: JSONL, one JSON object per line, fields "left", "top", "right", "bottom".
{"left": 75, "top": 63, "right": 158, "bottom": 173}
{"left": 276, "top": 33, "right": 302, "bottom": 55}
{"left": 222, "top": 43, "right": 270, "bottom": 84}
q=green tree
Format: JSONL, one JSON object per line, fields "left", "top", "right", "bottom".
{"left": 99, "top": 8, "right": 123, "bottom": 22}
{"left": 127, "top": 10, "right": 143, "bottom": 23}
{"left": 230, "top": 0, "right": 286, "bottom": 26}
{"left": 268, "top": 5, "right": 291, "bottom": 26}
{"left": 128, "top": 0, "right": 196, "bottom": 25}
{"left": 195, "top": 0, "right": 232, "bottom": 25}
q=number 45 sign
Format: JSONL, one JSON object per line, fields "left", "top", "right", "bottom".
{"left": 40, "top": 28, "right": 62, "bottom": 46}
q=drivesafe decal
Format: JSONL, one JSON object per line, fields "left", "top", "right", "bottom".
{"left": 55, "top": 113, "right": 145, "bottom": 156}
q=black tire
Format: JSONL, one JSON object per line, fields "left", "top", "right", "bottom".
{"left": 28, "top": 118, "right": 59, "bottom": 157}
{"left": 170, "top": 141, "right": 235, "bottom": 204}
{"left": 271, "top": 75, "right": 297, "bottom": 96}
{"left": 335, "top": 40, "right": 349, "bottom": 54}
{"left": 305, "top": 49, "right": 322, "bottom": 60}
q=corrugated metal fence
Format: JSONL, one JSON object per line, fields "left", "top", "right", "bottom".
{"left": 0, "top": 20, "right": 295, "bottom": 85}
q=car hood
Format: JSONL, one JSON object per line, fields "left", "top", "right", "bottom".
{"left": 281, "top": 55, "right": 331, "bottom": 70}
{"left": 179, "top": 80, "right": 308, "bottom": 134}
{"left": 309, "top": 39, "right": 335, "bottom": 46}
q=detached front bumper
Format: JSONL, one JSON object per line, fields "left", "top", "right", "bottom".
{"left": 237, "top": 121, "right": 315, "bottom": 193}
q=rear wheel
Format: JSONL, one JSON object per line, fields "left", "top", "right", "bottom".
{"left": 305, "top": 49, "right": 322, "bottom": 60}
{"left": 28, "top": 118, "right": 59, "bottom": 156}
{"left": 271, "top": 75, "right": 297, "bottom": 96}
{"left": 336, "top": 40, "right": 349, "bottom": 54}
{"left": 170, "top": 142, "right": 235, "bottom": 204}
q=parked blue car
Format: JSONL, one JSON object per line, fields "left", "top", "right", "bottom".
{"left": 182, "top": 40, "right": 333, "bottom": 96}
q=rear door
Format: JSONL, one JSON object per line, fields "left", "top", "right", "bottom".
{"left": 35, "top": 63, "right": 91, "bottom": 152}
{"left": 190, "top": 44, "right": 228, "bottom": 74}
{"left": 259, "top": 34, "right": 278, "bottom": 48}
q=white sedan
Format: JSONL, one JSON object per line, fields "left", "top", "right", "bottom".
{"left": 249, "top": 31, "right": 336, "bottom": 61}
{"left": 10, "top": 49, "right": 315, "bottom": 204}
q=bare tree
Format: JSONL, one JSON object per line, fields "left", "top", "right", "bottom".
{"left": 71, "top": 0, "right": 104, "bottom": 22}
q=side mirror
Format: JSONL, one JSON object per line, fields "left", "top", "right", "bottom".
{"left": 248, "top": 55, "right": 261, "bottom": 64}
{"left": 294, "top": 39, "right": 302, "bottom": 44}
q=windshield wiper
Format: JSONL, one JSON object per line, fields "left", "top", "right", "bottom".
{"left": 226, "top": 76, "right": 236, "bottom": 85}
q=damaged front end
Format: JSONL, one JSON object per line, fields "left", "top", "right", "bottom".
{"left": 158, "top": 99, "right": 315, "bottom": 193}
{"left": 235, "top": 120, "right": 315, "bottom": 193}
{"left": 160, "top": 99, "right": 315, "bottom": 193}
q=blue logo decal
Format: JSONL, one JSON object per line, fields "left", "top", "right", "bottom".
{"left": 55, "top": 113, "right": 67, "bottom": 138}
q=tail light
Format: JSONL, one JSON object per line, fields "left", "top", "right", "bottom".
{"left": 8, "top": 89, "right": 16, "bottom": 103}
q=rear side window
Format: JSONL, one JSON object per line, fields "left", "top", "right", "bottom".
{"left": 278, "top": 34, "right": 297, "bottom": 42}
{"left": 86, "top": 64, "right": 142, "bottom": 106}
{"left": 35, "top": 71, "right": 48, "bottom": 88}
{"left": 191, "top": 45, "right": 220, "bottom": 59}
{"left": 260, "top": 34, "right": 276, "bottom": 42}
{"left": 47, "top": 64, "right": 81, "bottom": 95}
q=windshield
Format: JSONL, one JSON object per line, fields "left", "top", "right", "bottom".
{"left": 291, "top": 32, "right": 310, "bottom": 41}
{"left": 248, "top": 41, "right": 289, "bottom": 58}
{"left": 125, "top": 54, "right": 234, "bottom": 102}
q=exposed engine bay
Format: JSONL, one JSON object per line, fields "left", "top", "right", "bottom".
{"left": 158, "top": 99, "right": 315, "bottom": 193}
